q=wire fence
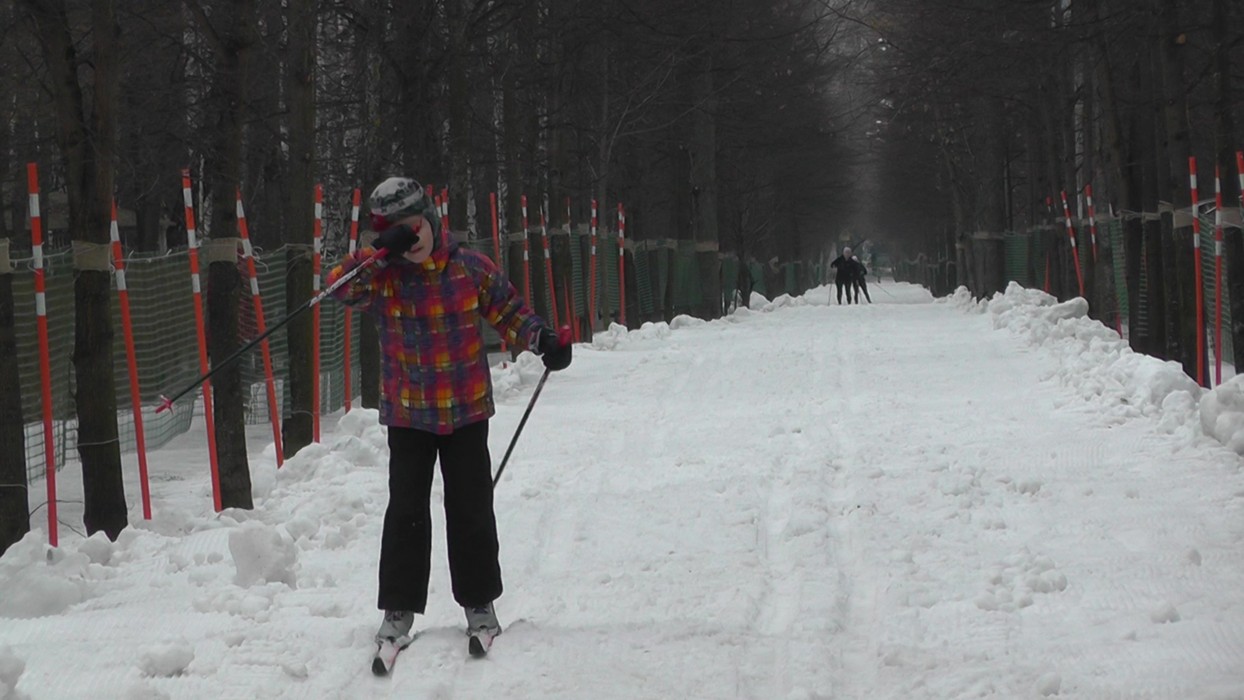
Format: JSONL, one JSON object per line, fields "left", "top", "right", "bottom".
{"left": 942, "top": 204, "right": 1239, "bottom": 387}
{"left": 10, "top": 225, "right": 828, "bottom": 485}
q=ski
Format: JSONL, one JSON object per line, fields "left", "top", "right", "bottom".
{"left": 372, "top": 635, "right": 413, "bottom": 676}
{"left": 467, "top": 629, "right": 498, "bottom": 658}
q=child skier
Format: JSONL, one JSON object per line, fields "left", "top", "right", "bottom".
{"left": 326, "top": 177, "right": 571, "bottom": 663}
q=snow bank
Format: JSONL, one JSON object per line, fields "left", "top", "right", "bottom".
{"left": 590, "top": 321, "right": 673, "bottom": 351}
{"left": 1200, "top": 375, "right": 1244, "bottom": 455}
{"left": 0, "top": 646, "right": 26, "bottom": 700}
{"left": 228, "top": 522, "right": 298, "bottom": 588}
{"left": 970, "top": 283, "right": 1203, "bottom": 437}
{"left": 491, "top": 351, "right": 546, "bottom": 401}
{"left": 0, "top": 532, "right": 96, "bottom": 618}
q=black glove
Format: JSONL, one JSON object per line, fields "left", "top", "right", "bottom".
{"left": 375, "top": 224, "right": 417, "bottom": 259}
{"left": 537, "top": 326, "right": 572, "bottom": 372}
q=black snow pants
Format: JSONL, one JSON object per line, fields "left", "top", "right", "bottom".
{"left": 377, "top": 421, "right": 502, "bottom": 613}
{"left": 835, "top": 279, "right": 852, "bottom": 304}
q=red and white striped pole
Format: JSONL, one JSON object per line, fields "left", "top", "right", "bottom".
{"left": 109, "top": 199, "right": 152, "bottom": 519}
{"left": 1214, "top": 167, "right": 1224, "bottom": 386}
{"left": 521, "top": 195, "right": 532, "bottom": 303}
{"left": 1059, "top": 191, "right": 1085, "bottom": 298}
{"left": 617, "top": 202, "right": 627, "bottom": 326}
{"left": 541, "top": 198, "right": 559, "bottom": 327}
{"left": 489, "top": 192, "right": 507, "bottom": 354}
{"left": 27, "top": 164, "right": 58, "bottom": 545}
{"left": 589, "top": 199, "right": 598, "bottom": 332}
{"left": 1085, "top": 184, "right": 1099, "bottom": 264}
{"left": 312, "top": 184, "right": 323, "bottom": 442}
{"left": 343, "top": 187, "right": 360, "bottom": 413}
{"left": 1189, "top": 157, "right": 1205, "bottom": 387}
{"left": 181, "top": 169, "right": 223, "bottom": 512}
{"left": 237, "top": 191, "right": 283, "bottom": 466}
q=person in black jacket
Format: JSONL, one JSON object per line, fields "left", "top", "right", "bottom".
{"left": 829, "top": 247, "right": 855, "bottom": 304}
{"left": 851, "top": 254, "right": 872, "bottom": 303}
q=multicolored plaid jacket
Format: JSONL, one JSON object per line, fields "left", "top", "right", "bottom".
{"left": 327, "top": 230, "right": 545, "bottom": 434}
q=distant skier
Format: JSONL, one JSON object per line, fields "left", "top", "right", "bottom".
{"left": 830, "top": 247, "right": 855, "bottom": 305}
{"left": 326, "top": 177, "right": 572, "bottom": 665}
{"left": 851, "top": 254, "right": 872, "bottom": 303}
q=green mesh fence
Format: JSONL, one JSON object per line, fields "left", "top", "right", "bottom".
{"left": 1108, "top": 220, "right": 1129, "bottom": 326}
{"left": 721, "top": 256, "right": 740, "bottom": 308}
{"left": 1198, "top": 213, "right": 1234, "bottom": 372}
{"left": 749, "top": 261, "right": 767, "bottom": 297}
{"left": 13, "top": 249, "right": 202, "bottom": 483}
{"left": 1004, "top": 231, "right": 1032, "bottom": 287}
{"left": 10, "top": 225, "right": 830, "bottom": 485}
{"left": 675, "top": 243, "right": 703, "bottom": 313}
{"left": 596, "top": 235, "right": 621, "bottom": 322}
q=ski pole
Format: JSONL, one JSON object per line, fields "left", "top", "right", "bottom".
{"left": 156, "top": 248, "right": 389, "bottom": 413}
{"left": 493, "top": 368, "right": 550, "bottom": 488}
{"left": 492, "top": 326, "right": 571, "bottom": 488}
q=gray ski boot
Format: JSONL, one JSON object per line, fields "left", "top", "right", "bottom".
{"left": 464, "top": 603, "right": 501, "bottom": 657}
{"left": 375, "top": 610, "right": 415, "bottom": 645}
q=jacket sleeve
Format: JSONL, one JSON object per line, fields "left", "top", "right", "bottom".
{"left": 476, "top": 255, "right": 545, "bottom": 350}
{"left": 326, "top": 247, "right": 387, "bottom": 311}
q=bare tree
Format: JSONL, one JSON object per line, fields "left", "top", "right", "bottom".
{"left": 19, "top": 0, "right": 127, "bottom": 539}
{"left": 283, "top": 0, "right": 318, "bottom": 458}
{"left": 191, "top": 0, "right": 256, "bottom": 507}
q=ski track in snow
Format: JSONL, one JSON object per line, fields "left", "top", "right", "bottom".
{"left": 4, "top": 282, "right": 1244, "bottom": 699}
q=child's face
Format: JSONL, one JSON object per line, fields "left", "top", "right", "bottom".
{"left": 397, "top": 215, "right": 434, "bottom": 264}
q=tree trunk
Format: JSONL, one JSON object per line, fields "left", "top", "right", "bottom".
{"left": 1157, "top": 0, "right": 1199, "bottom": 381}
{"left": 20, "top": 0, "right": 128, "bottom": 538}
{"left": 0, "top": 257, "right": 27, "bottom": 555}
{"left": 1210, "top": 0, "right": 1244, "bottom": 370}
{"left": 446, "top": 0, "right": 469, "bottom": 232}
{"left": 689, "top": 51, "right": 721, "bottom": 320}
{"left": 201, "top": 0, "right": 256, "bottom": 507}
{"left": 283, "top": 0, "right": 317, "bottom": 458}
{"left": 1140, "top": 70, "right": 1168, "bottom": 359}
{"left": 0, "top": 44, "right": 26, "bottom": 553}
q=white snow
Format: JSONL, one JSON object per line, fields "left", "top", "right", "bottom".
{"left": 0, "top": 646, "right": 27, "bottom": 700}
{"left": 3, "top": 280, "right": 1244, "bottom": 699}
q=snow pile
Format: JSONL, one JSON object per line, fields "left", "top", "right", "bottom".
{"left": 0, "top": 647, "right": 26, "bottom": 700}
{"left": 978, "top": 283, "right": 1201, "bottom": 431}
{"left": 669, "top": 314, "right": 706, "bottom": 330}
{"left": 1199, "top": 375, "right": 1244, "bottom": 454}
{"left": 227, "top": 522, "right": 297, "bottom": 588}
{"left": 490, "top": 350, "right": 545, "bottom": 401}
{"left": 749, "top": 291, "right": 770, "bottom": 308}
{"left": 946, "top": 285, "right": 983, "bottom": 311}
{"left": 137, "top": 641, "right": 194, "bottom": 678}
{"left": 590, "top": 321, "right": 673, "bottom": 351}
{"left": 0, "top": 533, "right": 96, "bottom": 618}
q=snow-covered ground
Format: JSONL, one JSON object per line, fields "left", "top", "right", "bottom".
{"left": 4, "top": 281, "right": 1244, "bottom": 699}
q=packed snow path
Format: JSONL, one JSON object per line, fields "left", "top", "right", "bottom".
{"left": 3, "top": 282, "right": 1244, "bottom": 699}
